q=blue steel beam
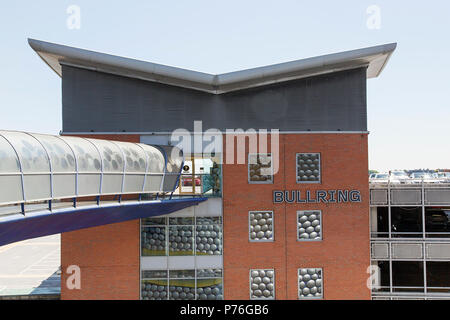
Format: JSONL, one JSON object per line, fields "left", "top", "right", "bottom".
{"left": 0, "top": 197, "right": 206, "bottom": 246}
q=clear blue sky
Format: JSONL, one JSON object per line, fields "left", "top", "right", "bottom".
{"left": 0, "top": 1, "right": 449, "bottom": 171}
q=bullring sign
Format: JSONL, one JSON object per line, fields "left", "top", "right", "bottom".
{"left": 273, "top": 190, "right": 361, "bottom": 203}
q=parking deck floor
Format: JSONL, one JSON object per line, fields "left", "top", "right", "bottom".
{"left": 0, "top": 234, "right": 60, "bottom": 296}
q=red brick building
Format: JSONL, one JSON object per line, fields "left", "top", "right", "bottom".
{"left": 29, "top": 38, "right": 396, "bottom": 300}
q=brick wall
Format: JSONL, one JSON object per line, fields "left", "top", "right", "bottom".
{"left": 61, "top": 134, "right": 141, "bottom": 300}
{"left": 223, "top": 133, "right": 370, "bottom": 300}
{"left": 60, "top": 132, "right": 370, "bottom": 300}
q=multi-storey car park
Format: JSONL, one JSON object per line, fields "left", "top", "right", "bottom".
{"left": 370, "top": 182, "right": 450, "bottom": 299}
{"left": 0, "top": 38, "right": 410, "bottom": 300}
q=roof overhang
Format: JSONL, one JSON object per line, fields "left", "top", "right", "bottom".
{"left": 28, "top": 38, "right": 396, "bottom": 94}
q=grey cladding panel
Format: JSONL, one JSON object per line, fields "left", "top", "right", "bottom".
{"left": 62, "top": 65, "right": 367, "bottom": 132}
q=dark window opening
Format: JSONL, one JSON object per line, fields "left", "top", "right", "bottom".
{"left": 392, "top": 261, "right": 424, "bottom": 292}
{"left": 373, "top": 261, "right": 390, "bottom": 292}
{"left": 427, "top": 262, "right": 450, "bottom": 292}
{"left": 391, "top": 207, "right": 422, "bottom": 238}
{"left": 373, "top": 207, "right": 389, "bottom": 238}
{"left": 425, "top": 208, "right": 450, "bottom": 238}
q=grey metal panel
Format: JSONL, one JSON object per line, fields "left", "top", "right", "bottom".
{"left": 196, "top": 255, "right": 223, "bottom": 269}
{"left": 62, "top": 65, "right": 367, "bottom": 133}
{"left": 371, "top": 242, "right": 389, "bottom": 259}
{"left": 168, "top": 256, "right": 195, "bottom": 269}
{"left": 141, "top": 256, "right": 167, "bottom": 270}
{"left": 426, "top": 243, "right": 450, "bottom": 260}
{"left": 390, "top": 189, "right": 422, "bottom": 205}
{"left": 425, "top": 189, "right": 450, "bottom": 205}
{"left": 391, "top": 243, "right": 423, "bottom": 259}
{"left": 370, "top": 189, "right": 388, "bottom": 205}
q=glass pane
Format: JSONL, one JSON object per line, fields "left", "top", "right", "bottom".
{"left": 425, "top": 208, "right": 450, "bottom": 238}
{"left": 248, "top": 153, "right": 272, "bottom": 183}
{"left": 197, "top": 269, "right": 222, "bottom": 278}
{"left": 296, "top": 153, "right": 321, "bottom": 183}
{"left": 114, "top": 141, "right": 146, "bottom": 173}
{"left": 372, "top": 207, "right": 389, "bottom": 238}
{"left": 1, "top": 131, "right": 50, "bottom": 173}
{"left": 392, "top": 261, "right": 424, "bottom": 288}
{"left": 32, "top": 134, "right": 76, "bottom": 173}
{"left": 0, "top": 135, "right": 20, "bottom": 173}
{"left": 297, "top": 211, "right": 321, "bottom": 241}
{"left": 87, "top": 139, "right": 123, "bottom": 173}
{"left": 196, "top": 219, "right": 222, "bottom": 255}
{"left": 197, "top": 278, "right": 223, "bottom": 300}
{"left": 169, "top": 217, "right": 194, "bottom": 225}
{"left": 298, "top": 268, "right": 322, "bottom": 299}
{"left": 201, "top": 162, "right": 221, "bottom": 196}
{"left": 250, "top": 211, "right": 273, "bottom": 241}
{"left": 142, "top": 270, "right": 167, "bottom": 279}
{"left": 391, "top": 207, "right": 422, "bottom": 238}
{"left": 60, "top": 136, "right": 101, "bottom": 173}
{"left": 169, "top": 279, "right": 196, "bottom": 300}
{"left": 250, "top": 269, "right": 274, "bottom": 299}
{"left": 371, "top": 261, "right": 390, "bottom": 292}
{"left": 141, "top": 226, "right": 166, "bottom": 256}
{"left": 194, "top": 158, "right": 213, "bottom": 174}
{"left": 169, "top": 226, "right": 194, "bottom": 256}
{"left": 141, "top": 144, "right": 165, "bottom": 174}
{"left": 427, "top": 262, "right": 450, "bottom": 288}
{"left": 196, "top": 217, "right": 221, "bottom": 225}
{"left": 159, "top": 146, "right": 183, "bottom": 173}
{"left": 142, "top": 217, "right": 166, "bottom": 226}
{"left": 169, "top": 270, "right": 195, "bottom": 278}
{"left": 141, "top": 280, "right": 168, "bottom": 300}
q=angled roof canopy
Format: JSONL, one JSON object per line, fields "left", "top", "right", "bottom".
{"left": 28, "top": 38, "right": 396, "bottom": 94}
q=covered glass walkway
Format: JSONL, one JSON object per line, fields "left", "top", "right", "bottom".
{"left": 0, "top": 131, "right": 206, "bottom": 246}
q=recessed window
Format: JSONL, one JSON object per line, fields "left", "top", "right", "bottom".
{"left": 248, "top": 153, "right": 273, "bottom": 184}
{"left": 392, "top": 261, "right": 424, "bottom": 292}
{"left": 425, "top": 208, "right": 450, "bottom": 238}
{"left": 196, "top": 217, "right": 222, "bottom": 255}
{"left": 141, "top": 216, "right": 222, "bottom": 256}
{"left": 370, "top": 207, "right": 389, "bottom": 238}
{"left": 296, "top": 153, "right": 321, "bottom": 183}
{"left": 141, "top": 269, "right": 223, "bottom": 300}
{"left": 141, "top": 217, "right": 167, "bottom": 256}
{"left": 249, "top": 211, "right": 273, "bottom": 242}
{"left": 297, "top": 211, "right": 322, "bottom": 241}
{"left": 370, "top": 261, "right": 390, "bottom": 292}
{"left": 427, "top": 262, "right": 450, "bottom": 293}
{"left": 169, "top": 217, "right": 194, "bottom": 256}
{"left": 298, "top": 268, "right": 323, "bottom": 299}
{"left": 391, "top": 207, "right": 422, "bottom": 238}
{"left": 250, "top": 269, "right": 275, "bottom": 299}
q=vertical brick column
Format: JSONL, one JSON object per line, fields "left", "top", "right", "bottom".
{"left": 60, "top": 134, "right": 141, "bottom": 300}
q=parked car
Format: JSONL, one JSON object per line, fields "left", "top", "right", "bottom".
{"left": 182, "top": 176, "right": 201, "bottom": 186}
{"left": 389, "top": 170, "right": 410, "bottom": 184}
{"left": 434, "top": 172, "right": 450, "bottom": 183}
{"left": 370, "top": 173, "right": 390, "bottom": 183}
{"left": 409, "top": 172, "right": 440, "bottom": 184}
